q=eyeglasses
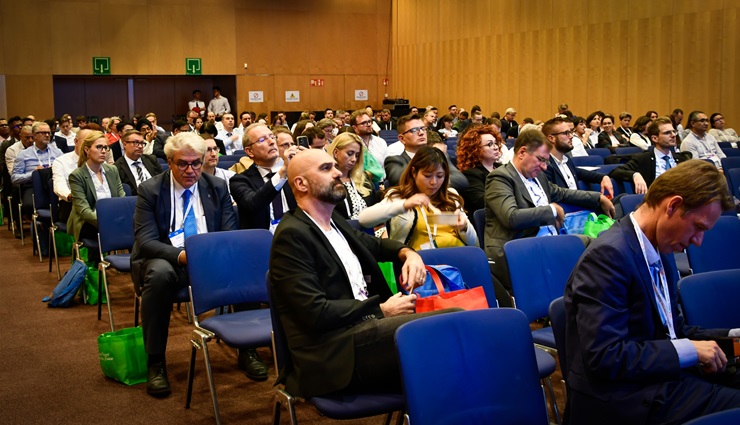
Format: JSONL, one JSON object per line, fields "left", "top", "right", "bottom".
{"left": 126, "top": 141, "right": 147, "bottom": 147}
{"left": 174, "top": 160, "right": 203, "bottom": 171}
{"left": 247, "top": 133, "right": 276, "bottom": 147}
{"left": 713, "top": 117, "right": 725, "bottom": 122}
{"left": 278, "top": 142, "right": 295, "bottom": 149}
{"left": 551, "top": 130, "right": 574, "bottom": 137}
{"left": 92, "top": 144, "right": 110, "bottom": 152}
{"left": 356, "top": 120, "right": 373, "bottom": 126}
{"left": 528, "top": 151, "right": 549, "bottom": 164}
{"left": 34, "top": 131, "right": 51, "bottom": 136}
{"left": 483, "top": 140, "right": 499, "bottom": 150}
{"left": 0, "top": 123, "right": 8, "bottom": 127}
{"left": 402, "top": 126, "right": 426, "bottom": 135}
{"left": 696, "top": 118, "right": 709, "bottom": 123}
{"left": 660, "top": 130, "right": 678, "bottom": 136}
{"left": 206, "top": 147, "right": 220, "bottom": 154}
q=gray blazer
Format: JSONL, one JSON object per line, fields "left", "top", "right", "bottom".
{"left": 67, "top": 163, "right": 126, "bottom": 241}
{"left": 484, "top": 162, "right": 600, "bottom": 288}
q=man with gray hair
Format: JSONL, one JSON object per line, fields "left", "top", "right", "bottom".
{"left": 500, "top": 107, "right": 519, "bottom": 138}
{"left": 131, "top": 132, "right": 237, "bottom": 398}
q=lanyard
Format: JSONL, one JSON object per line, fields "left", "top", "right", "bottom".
{"left": 33, "top": 148, "right": 52, "bottom": 167}
{"left": 630, "top": 214, "right": 677, "bottom": 340}
{"left": 169, "top": 179, "right": 196, "bottom": 232}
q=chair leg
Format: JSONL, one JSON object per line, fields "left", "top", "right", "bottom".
{"left": 544, "top": 376, "right": 562, "bottom": 425}
{"left": 18, "top": 203, "right": 24, "bottom": 245}
{"left": 185, "top": 344, "right": 198, "bottom": 409}
{"left": 274, "top": 389, "right": 298, "bottom": 425}
{"left": 33, "top": 215, "right": 42, "bottom": 262}
{"left": 7, "top": 196, "right": 15, "bottom": 234}
{"left": 185, "top": 302, "right": 193, "bottom": 324}
{"left": 200, "top": 335, "right": 221, "bottom": 425}
{"left": 99, "top": 262, "right": 114, "bottom": 332}
{"left": 51, "top": 228, "right": 62, "bottom": 280}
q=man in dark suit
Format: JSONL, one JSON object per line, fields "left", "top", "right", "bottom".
{"left": 384, "top": 114, "right": 468, "bottom": 191}
{"left": 131, "top": 132, "right": 237, "bottom": 398}
{"left": 114, "top": 130, "right": 163, "bottom": 196}
{"left": 542, "top": 117, "right": 614, "bottom": 196}
{"left": 499, "top": 107, "right": 519, "bottom": 139}
{"left": 377, "top": 108, "right": 396, "bottom": 131}
{"left": 610, "top": 117, "right": 693, "bottom": 194}
{"left": 484, "top": 129, "right": 614, "bottom": 292}
{"left": 615, "top": 111, "right": 633, "bottom": 142}
{"left": 564, "top": 160, "right": 740, "bottom": 425}
{"left": 270, "top": 149, "right": 446, "bottom": 398}
{"left": 152, "top": 120, "right": 189, "bottom": 160}
{"left": 229, "top": 123, "right": 301, "bottom": 380}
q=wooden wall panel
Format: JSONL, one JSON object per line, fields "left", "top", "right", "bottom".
{"left": 720, "top": 5, "right": 739, "bottom": 127}
{"left": 236, "top": 75, "right": 274, "bottom": 118}
{"left": 6, "top": 76, "right": 54, "bottom": 118}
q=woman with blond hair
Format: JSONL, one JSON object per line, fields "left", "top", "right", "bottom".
{"left": 327, "top": 133, "right": 378, "bottom": 219}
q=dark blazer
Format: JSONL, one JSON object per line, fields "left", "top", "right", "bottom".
{"left": 152, "top": 132, "right": 171, "bottom": 160}
{"left": 67, "top": 163, "right": 126, "bottom": 241}
{"left": 378, "top": 120, "right": 396, "bottom": 131}
{"left": 461, "top": 164, "right": 494, "bottom": 215}
{"left": 383, "top": 151, "right": 469, "bottom": 192}
{"left": 609, "top": 148, "right": 692, "bottom": 189}
{"left": 54, "top": 135, "right": 73, "bottom": 153}
{"left": 596, "top": 131, "right": 629, "bottom": 153}
{"left": 130, "top": 171, "right": 238, "bottom": 289}
{"left": 114, "top": 154, "right": 163, "bottom": 196}
{"left": 544, "top": 154, "right": 606, "bottom": 190}
{"left": 229, "top": 163, "right": 297, "bottom": 230}
{"left": 563, "top": 217, "right": 729, "bottom": 424}
{"left": 616, "top": 126, "right": 632, "bottom": 142}
{"left": 110, "top": 141, "right": 123, "bottom": 161}
{"left": 500, "top": 119, "right": 519, "bottom": 138}
{"left": 484, "top": 163, "right": 601, "bottom": 289}
{"left": 269, "top": 207, "right": 403, "bottom": 397}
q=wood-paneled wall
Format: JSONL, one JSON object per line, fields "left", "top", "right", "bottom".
{"left": 392, "top": 0, "right": 740, "bottom": 126}
{"left": 0, "top": 0, "right": 393, "bottom": 119}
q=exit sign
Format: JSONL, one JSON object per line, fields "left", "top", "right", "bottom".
{"left": 186, "top": 58, "right": 202, "bottom": 75}
{"left": 92, "top": 57, "right": 110, "bottom": 75}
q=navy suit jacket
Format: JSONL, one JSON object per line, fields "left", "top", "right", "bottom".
{"left": 114, "top": 154, "right": 163, "bottom": 196}
{"left": 563, "top": 217, "right": 729, "bottom": 424}
{"left": 130, "top": 171, "right": 237, "bottom": 289}
{"left": 230, "top": 163, "right": 297, "bottom": 230}
{"left": 609, "top": 147, "right": 692, "bottom": 189}
{"left": 544, "top": 154, "right": 606, "bottom": 190}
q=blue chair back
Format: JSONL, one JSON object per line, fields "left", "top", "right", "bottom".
{"left": 217, "top": 160, "right": 237, "bottom": 169}
{"left": 682, "top": 408, "right": 740, "bottom": 425}
{"left": 445, "top": 137, "right": 458, "bottom": 151}
{"left": 219, "top": 155, "right": 242, "bottom": 162}
{"left": 619, "top": 194, "right": 644, "bottom": 216}
{"left": 505, "top": 137, "right": 515, "bottom": 149}
{"left": 346, "top": 219, "right": 374, "bottom": 235}
{"left": 31, "top": 169, "right": 51, "bottom": 214}
{"left": 395, "top": 309, "right": 548, "bottom": 425}
{"left": 96, "top": 197, "right": 137, "bottom": 252}
{"left": 417, "top": 246, "right": 498, "bottom": 308}
{"left": 720, "top": 156, "right": 740, "bottom": 172}
{"left": 722, "top": 148, "right": 740, "bottom": 157}
{"left": 121, "top": 183, "right": 132, "bottom": 196}
{"left": 473, "top": 208, "right": 485, "bottom": 246}
{"left": 186, "top": 229, "right": 272, "bottom": 315}
{"left": 548, "top": 297, "right": 568, "bottom": 379}
{"left": 571, "top": 155, "right": 603, "bottom": 167}
{"left": 48, "top": 179, "right": 61, "bottom": 224}
{"left": 266, "top": 274, "right": 290, "bottom": 372}
{"left": 504, "top": 235, "right": 585, "bottom": 321}
{"left": 686, "top": 216, "right": 740, "bottom": 274}
{"left": 379, "top": 130, "right": 399, "bottom": 145}
{"left": 614, "top": 146, "right": 641, "bottom": 156}
{"left": 727, "top": 168, "right": 740, "bottom": 199}
{"left": 717, "top": 142, "right": 734, "bottom": 150}
{"left": 587, "top": 148, "right": 611, "bottom": 159}
{"left": 232, "top": 150, "right": 246, "bottom": 157}
{"left": 678, "top": 269, "right": 740, "bottom": 329}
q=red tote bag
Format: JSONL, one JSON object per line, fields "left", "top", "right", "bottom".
{"left": 415, "top": 266, "right": 489, "bottom": 313}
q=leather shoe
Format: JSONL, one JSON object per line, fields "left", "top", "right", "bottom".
{"left": 238, "top": 348, "right": 268, "bottom": 381}
{"left": 146, "top": 362, "right": 172, "bottom": 398}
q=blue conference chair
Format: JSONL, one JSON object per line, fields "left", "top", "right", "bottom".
{"left": 473, "top": 208, "right": 486, "bottom": 246}
{"left": 683, "top": 408, "right": 740, "bottom": 425}
{"left": 717, "top": 142, "right": 734, "bottom": 150}
{"left": 720, "top": 156, "right": 740, "bottom": 172}
{"left": 184, "top": 229, "right": 273, "bottom": 424}
{"left": 727, "top": 168, "right": 740, "bottom": 199}
{"left": 379, "top": 130, "right": 399, "bottom": 145}
{"left": 418, "top": 246, "right": 560, "bottom": 423}
{"left": 267, "top": 276, "right": 404, "bottom": 425}
{"left": 548, "top": 297, "right": 568, "bottom": 380}
{"left": 571, "top": 155, "right": 603, "bottom": 167}
{"left": 678, "top": 269, "right": 740, "bottom": 329}
{"left": 504, "top": 235, "right": 586, "bottom": 350}
{"left": 618, "top": 193, "right": 644, "bottom": 218}
{"left": 95, "top": 197, "right": 137, "bottom": 331}
{"left": 614, "top": 146, "right": 641, "bottom": 156}
{"left": 586, "top": 148, "right": 611, "bottom": 160}
{"left": 685, "top": 216, "right": 740, "bottom": 274}
{"left": 31, "top": 169, "right": 52, "bottom": 262}
{"left": 48, "top": 178, "right": 70, "bottom": 280}
{"left": 722, "top": 148, "right": 740, "bottom": 157}
{"left": 396, "top": 309, "right": 549, "bottom": 425}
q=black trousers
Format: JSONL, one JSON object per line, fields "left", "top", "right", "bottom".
{"left": 137, "top": 258, "right": 188, "bottom": 357}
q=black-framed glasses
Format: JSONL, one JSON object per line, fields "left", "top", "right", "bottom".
{"left": 484, "top": 141, "right": 500, "bottom": 150}
{"left": 206, "top": 147, "right": 220, "bottom": 154}
{"left": 402, "top": 126, "right": 426, "bottom": 135}
{"left": 174, "top": 160, "right": 203, "bottom": 171}
{"left": 551, "top": 130, "right": 574, "bottom": 137}
{"left": 356, "top": 120, "right": 373, "bottom": 126}
{"left": 126, "top": 141, "right": 147, "bottom": 147}
{"left": 34, "top": 131, "right": 51, "bottom": 136}
{"left": 529, "top": 151, "right": 549, "bottom": 164}
{"left": 92, "top": 144, "right": 110, "bottom": 152}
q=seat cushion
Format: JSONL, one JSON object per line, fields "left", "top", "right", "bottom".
{"left": 104, "top": 254, "right": 131, "bottom": 272}
{"left": 308, "top": 393, "right": 405, "bottom": 420}
{"left": 532, "top": 327, "right": 555, "bottom": 348}
{"left": 200, "top": 309, "right": 272, "bottom": 348}
{"left": 535, "top": 347, "right": 556, "bottom": 378}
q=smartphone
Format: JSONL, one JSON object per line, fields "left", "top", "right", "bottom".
{"left": 297, "top": 136, "right": 309, "bottom": 148}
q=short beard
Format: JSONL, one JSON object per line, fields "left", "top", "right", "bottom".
{"left": 312, "top": 179, "right": 346, "bottom": 204}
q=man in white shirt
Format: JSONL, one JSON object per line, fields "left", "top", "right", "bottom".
{"left": 53, "top": 115, "right": 76, "bottom": 153}
{"left": 350, "top": 110, "right": 387, "bottom": 166}
{"left": 216, "top": 113, "right": 241, "bottom": 155}
{"left": 234, "top": 111, "right": 252, "bottom": 137}
{"left": 207, "top": 86, "right": 231, "bottom": 120}
{"left": 680, "top": 110, "right": 725, "bottom": 169}
{"left": 188, "top": 90, "right": 206, "bottom": 117}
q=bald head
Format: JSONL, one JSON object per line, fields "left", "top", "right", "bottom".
{"left": 74, "top": 128, "right": 92, "bottom": 154}
{"left": 288, "top": 149, "right": 344, "bottom": 208}
{"left": 288, "top": 149, "right": 329, "bottom": 192}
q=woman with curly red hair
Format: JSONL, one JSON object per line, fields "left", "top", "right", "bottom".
{"left": 456, "top": 125, "right": 502, "bottom": 214}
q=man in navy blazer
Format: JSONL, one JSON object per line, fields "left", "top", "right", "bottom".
{"left": 564, "top": 159, "right": 740, "bottom": 424}
{"left": 131, "top": 132, "right": 237, "bottom": 398}
{"left": 114, "top": 130, "right": 163, "bottom": 196}
{"left": 542, "top": 117, "right": 614, "bottom": 196}
{"left": 610, "top": 117, "right": 693, "bottom": 194}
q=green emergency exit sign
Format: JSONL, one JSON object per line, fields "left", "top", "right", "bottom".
{"left": 92, "top": 57, "right": 110, "bottom": 75}
{"left": 186, "top": 58, "right": 202, "bottom": 75}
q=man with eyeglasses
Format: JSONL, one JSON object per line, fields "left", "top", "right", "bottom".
{"left": 350, "top": 109, "right": 387, "bottom": 166}
{"left": 485, "top": 128, "right": 614, "bottom": 293}
{"left": 680, "top": 111, "right": 725, "bottom": 169}
{"left": 131, "top": 132, "right": 237, "bottom": 398}
{"left": 384, "top": 114, "right": 468, "bottom": 191}
{"left": 542, "top": 117, "right": 614, "bottom": 197}
{"left": 114, "top": 130, "right": 163, "bottom": 196}
{"left": 610, "top": 117, "right": 693, "bottom": 195}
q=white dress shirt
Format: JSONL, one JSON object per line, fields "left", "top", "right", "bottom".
{"left": 125, "top": 155, "right": 153, "bottom": 186}
{"left": 52, "top": 151, "right": 80, "bottom": 200}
